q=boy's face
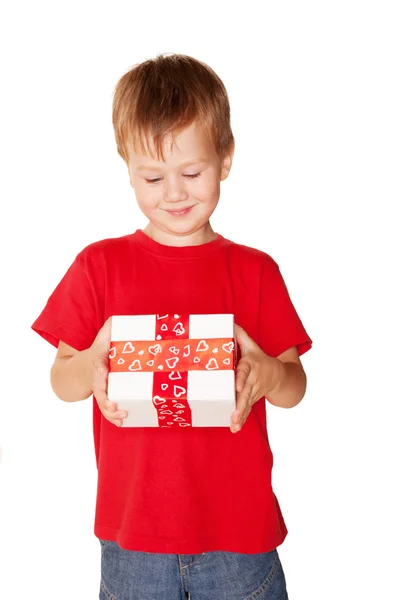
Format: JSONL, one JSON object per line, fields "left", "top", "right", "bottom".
{"left": 126, "top": 120, "right": 234, "bottom": 245}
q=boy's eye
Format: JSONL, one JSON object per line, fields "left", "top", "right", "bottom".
{"left": 144, "top": 173, "right": 201, "bottom": 184}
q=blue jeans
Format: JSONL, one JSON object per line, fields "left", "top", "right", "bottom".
{"left": 99, "top": 539, "right": 289, "bottom": 600}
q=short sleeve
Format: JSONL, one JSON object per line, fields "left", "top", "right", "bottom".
{"left": 31, "top": 253, "right": 99, "bottom": 352}
{"left": 258, "top": 259, "right": 313, "bottom": 359}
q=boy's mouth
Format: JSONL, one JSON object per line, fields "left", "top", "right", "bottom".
{"left": 164, "top": 205, "right": 195, "bottom": 216}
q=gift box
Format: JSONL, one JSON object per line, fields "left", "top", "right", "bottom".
{"left": 107, "top": 313, "right": 236, "bottom": 428}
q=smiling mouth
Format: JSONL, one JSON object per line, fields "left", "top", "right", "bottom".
{"left": 164, "top": 205, "right": 195, "bottom": 215}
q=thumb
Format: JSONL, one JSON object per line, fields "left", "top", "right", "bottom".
{"left": 93, "top": 354, "right": 109, "bottom": 375}
{"left": 234, "top": 323, "right": 254, "bottom": 354}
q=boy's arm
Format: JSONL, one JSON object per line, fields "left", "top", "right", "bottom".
{"left": 50, "top": 317, "right": 111, "bottom": 402}
{"left": 233, "top": 326, "right": 309, "bottom": 432}
{"left": 266, "top": 345, "right": 307, "bottom": 409}
{"left": 50, "top": 321, "right": 128, "bottom": 427}
{"left": 50, "top": 342, "right": 95, "bottom": 402}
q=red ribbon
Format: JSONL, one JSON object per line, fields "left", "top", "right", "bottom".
{"left": 108, "top": 314, "right": 235, "bottom": 428}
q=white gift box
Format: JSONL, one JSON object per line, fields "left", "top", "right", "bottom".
{"left": 107, "top": 314, "right": 236, "bottom": 427}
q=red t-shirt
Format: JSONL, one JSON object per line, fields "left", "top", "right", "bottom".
{"left": 31, "top": 229, "right": 312, "bottom": 554}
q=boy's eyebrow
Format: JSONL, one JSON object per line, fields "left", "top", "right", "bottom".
{"left": 136, "top": 158, "right": 209, "bottom": 172}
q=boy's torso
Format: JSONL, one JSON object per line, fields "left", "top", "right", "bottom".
{"left": 82, "top": 230, "right": 287, "bottom": 553}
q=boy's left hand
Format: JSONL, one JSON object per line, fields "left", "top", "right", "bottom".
{"left": 231, "top": 324, "right": 281, "bottom": 433}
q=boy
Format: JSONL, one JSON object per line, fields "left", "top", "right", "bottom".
{"left": 32, "top": 53, "right": 312, "bottom": 599}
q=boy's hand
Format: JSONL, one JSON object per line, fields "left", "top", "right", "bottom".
{"left": 231, "top": 324, "right": 280, "bottom": 433}
{"left": 91, "top": 317, "right": 128, "bottom": 427}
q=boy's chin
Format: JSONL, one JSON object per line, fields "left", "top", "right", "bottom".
{"left": 151, "top": 219, "right": 212, "bottom": 238}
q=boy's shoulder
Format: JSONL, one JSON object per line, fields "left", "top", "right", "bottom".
{"left": 225, "top": 236, "right": 279, "bottom": 271}
{"left": 75, "top": 232, "right": 136, "bottom": 265}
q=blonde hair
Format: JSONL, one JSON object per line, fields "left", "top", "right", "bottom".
{"left": 112, "top": 53, "right": 235, "bottom": 163}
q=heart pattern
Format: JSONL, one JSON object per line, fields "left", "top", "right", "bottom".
{"left": 148, "top": 344, "right": 162, "bottom": 356}
{"left": 205, "top": 358, "right": 219, "bottom": 370}
{"left": 122, "top": 342, "right": 135, "bottom": 354}
{"left": 196, "top": 340, "right": 209, "bottom": 352}
{"left": 153, "top": 396, "right": 166, "bottom": 406}
{"left": 174, "top": 385, "right": 186, "bottom": 398}
{"left": 109, "top": 313, "right": 235, "bottom": 429}
{"left": 110, "top": 337, "right": 234, "bottom": 373}
{"left": 128, "top": 359, "right": 142, "bottom": 371}
{"left": 222, "top": 342, "right": 234, "bottom": 353}
{"left": 173, "top": 322, "right": 185, "bottom": 336}
{"left": 169, "top": 371, "right": 182, "bottom": 380}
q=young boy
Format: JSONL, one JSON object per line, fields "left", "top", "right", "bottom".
{"left": 32, "top": 53, "right": 312, "bottom": 600}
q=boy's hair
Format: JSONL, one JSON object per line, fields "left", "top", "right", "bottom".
{"left": 112, "top": 53, "right": 235, "bottom": 164}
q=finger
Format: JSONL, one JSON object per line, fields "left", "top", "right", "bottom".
{"left": 231, "top": 379, "right": 253, "bottom": 431}
{"left": 96, "top": 317, "right": 112, "bottom": 348}
{"left": 98, "top": 396, "right": 128, "bottom": 425}
{"left": 234, "top": 324, "right": 262, "bottom": 357}
{"left": 93, "top": 359, "right": 108, "bottom": 379}
{"left": 103, "top": 316, "right": 112, "bottom": 334}
{"left": 234, "top": 323, "right": 255, "bottom": 353}
{"left": 95, "top": 388, "right": 127, "bottom": 420}
{"left": 93, "top": 365, "right": 109, "bottom": 400}
{"left": 240, "top": 388, "right": 261, "bottom": 424}
{"left": 93, "top": 367, "right": 127, "bottom": 424}
{"left": 234, "top": 323, "right": 249, "bottom": 339}
{"left": 232, "top": 378, "right": 250, "bottom": 424}
{"left": 235, "top": 361, "right": 250, "bottom": 393}
{"left": 237, "top": 380, "right": 252, "bottom": 417}
{"left": 231, "top": 411, "right": 249, "bottom": 433}
{"left": 240, "top": 391, "right": 259, "bottom": 425}
{"left": 93, "top": 362, "right": 112, "bottom": 401}
{"left": 234, "top": 324, "right": 248, "bottom": 352}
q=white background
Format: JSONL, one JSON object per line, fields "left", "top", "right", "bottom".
{"left": 1, "top": 1, "right": 399, "bottom": 598}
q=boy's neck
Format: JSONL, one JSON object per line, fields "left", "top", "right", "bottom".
{"left": 142, "top": 222, "right": 217, "bottom": 247}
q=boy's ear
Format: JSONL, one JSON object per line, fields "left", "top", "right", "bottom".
{"left": 220, "top": 141, "right": 235, "bottom": 181}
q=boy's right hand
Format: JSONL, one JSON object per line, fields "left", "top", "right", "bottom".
{"left": 90, "top": 317, "right": 128, "bottom": 427}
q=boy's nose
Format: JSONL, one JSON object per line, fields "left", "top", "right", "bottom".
{"left": 164, "top": 182, "right": 189, "bottom": 204}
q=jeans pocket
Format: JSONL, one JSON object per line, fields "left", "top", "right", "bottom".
{"left": 100, "top": 577, "right": 117, "bottom": 600}
{"left": 243, "top": 551, "right": 282, "bottom": 600}
{"left": 99, "top": 540, "right": 117, "bottom": 600}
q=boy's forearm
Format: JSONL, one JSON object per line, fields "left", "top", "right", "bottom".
{"left": 266, "top": 359, "right": 307, "bottom": 409}
{"left": 50, "top": 347, "right": 95, "bottom": 402}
